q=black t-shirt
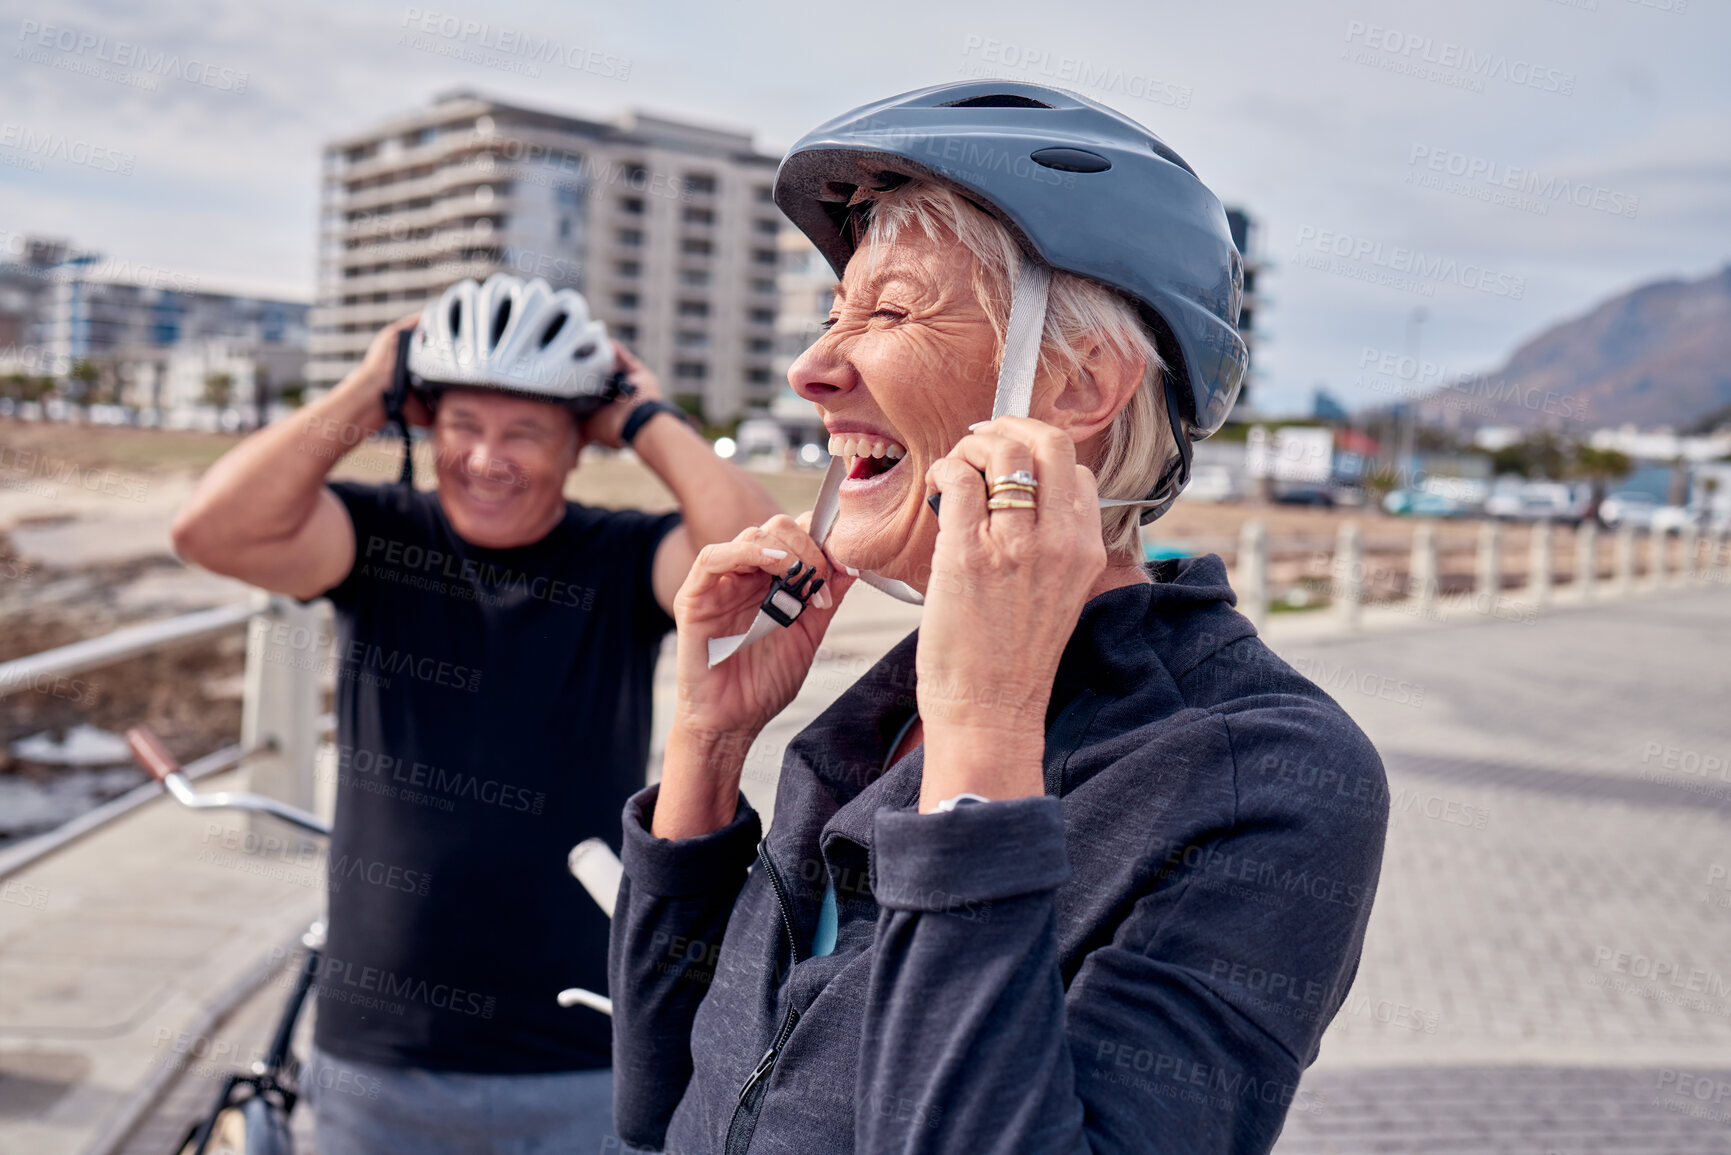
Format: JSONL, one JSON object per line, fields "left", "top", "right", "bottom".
{"left": 311, "top": 481, "right": 679, "bottom": 1073}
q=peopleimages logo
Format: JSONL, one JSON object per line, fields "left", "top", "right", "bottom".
{"left": 399, "top": 9, "right": 631, "bottom": 80}
{"left": 1342, "top": 21, "right": 1576, "bottom": 96}
{"left": 958, "top": 36, "right": 1193, "bottom": 110}
{"left": 1406, "top": 144, "right": 1639, "bottom": 219}
{"left": 15, "top": 20, "right": 249, "bottom": 93}
{"left": 1354, "top": 345, "right": 1590, "bottom": 423}
{"left": 1293, "top": 226, "right": 1526, "bottom": 300}
{"left": 0, "top": 122, "right": 134, "bottom": 175}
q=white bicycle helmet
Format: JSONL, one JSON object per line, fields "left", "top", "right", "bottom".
{"left": 383, "top": 274, "right": 631, "bottom": 484}
{"left": 407, "top": 273, "right": 619, "bottom": 411}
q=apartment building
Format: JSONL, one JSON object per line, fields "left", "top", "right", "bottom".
{"left": 0, "top": 233, "right": 308, "bottom": 422}
{"left": 1225, "top": 207, "right": 1264, "bottom": 412}
{"left": 309, "top": 90, "right": 784, "bottom": 422}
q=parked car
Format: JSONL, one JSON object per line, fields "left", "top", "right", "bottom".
{"left": 1383, "top": 489, "right": 1466, "bottom": 517}
{"left": 1649, "top": 505, "right": 1698, "bottom": 534}
{"left": 1486, "top": 481, "right": 1588, "bottom": 525}
{"left": 1179, "top": 464, "right": 1240, "bottom": 503}
{"left": 1328, "top": 483, "right": 1369, "bottom": 508}
{"left": 1272, "top": 483, "right": 1334, "bottom": 508}
{"left": 1599, "top": 491, "right": 1660, "bottom": 530}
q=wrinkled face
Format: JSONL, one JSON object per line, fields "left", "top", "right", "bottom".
{"left": 430, "top": 389, "right": 579, "bottom": 549}
{"left": 788, "top": 223, "right": 1002, "bottom": 588}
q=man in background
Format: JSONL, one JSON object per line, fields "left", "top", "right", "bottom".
{"left": 173, "top": 276, "right": 782, "bottom": 1152}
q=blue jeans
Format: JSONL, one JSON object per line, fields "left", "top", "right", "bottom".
{"left": 304, "top": 1046, "right": 623, "bottom": 1155}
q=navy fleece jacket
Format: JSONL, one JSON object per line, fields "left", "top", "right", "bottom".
{"left": 609, "top": 555, "right": 1388, "bottom": 1154}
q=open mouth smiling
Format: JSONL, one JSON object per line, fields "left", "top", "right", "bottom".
{"left": 828, "top": 432, "right": 908, "bottom": 482}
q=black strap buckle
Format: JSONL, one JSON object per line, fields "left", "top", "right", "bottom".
{"left": 604, "top": 368, "right": 637, "bottom": 404}
{"left": 386, "top": 329, "right": 417, "bottom": 486}
{"left": 760, "top": 561, "right": 825, "bottom": 627}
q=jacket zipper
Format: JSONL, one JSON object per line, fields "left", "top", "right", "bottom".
{"left": 724, "top": 1006, "right": 800, "bottom": 1153}
{"left": 757, "top": 842, "right": 804, "bottom": 966}
{"left": 722, "top": 844, "right": 804, "bottom": 1154}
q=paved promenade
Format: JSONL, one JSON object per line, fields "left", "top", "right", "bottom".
{"left": 1268, "top": 587, "right": 1731, "bottom": 1153}
{"left": 4, "top": 571, "right": 1728, "bottom": 1153}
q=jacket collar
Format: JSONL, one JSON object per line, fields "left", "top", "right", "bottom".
{"left": 773, "top": 555, "right": 1249, "bottom": 861}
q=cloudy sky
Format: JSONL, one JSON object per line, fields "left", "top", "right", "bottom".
{"left": 1, "top": 0, "right": 1725, "bottom": 415}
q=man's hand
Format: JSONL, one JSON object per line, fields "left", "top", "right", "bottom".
{"left": 338, "top": 314, "right": 430, "bottom": 428}
{"left": 582, "top": 342, "right": 667, "bottom": 450}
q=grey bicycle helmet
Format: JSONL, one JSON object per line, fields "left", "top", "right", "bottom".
{"left": 774, "top": 79, "right": 1247, "bottom": 520}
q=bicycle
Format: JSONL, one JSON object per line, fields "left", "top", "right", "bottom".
{"left": 126, "top": 726, "right": 620, "bottom": 1155}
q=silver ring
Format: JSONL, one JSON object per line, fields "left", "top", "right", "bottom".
{"left": 994, "top": 470, "right": 1037, "bottom": 489}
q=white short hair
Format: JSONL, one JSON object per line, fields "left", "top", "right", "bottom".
{"left": 856, "top": 180, "right": 1176, "bottom": 555}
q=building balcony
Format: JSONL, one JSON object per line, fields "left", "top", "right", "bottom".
{"left": 333, "top": 191, "right": 515, "bottom": 243}
{"left": 335, "top": 130, "right": 485, "bottom": 186}
{"left": 337, "top": 159, "right": 507, "bottom": 216}
{"left": 328, "top": 257, "right": 504, "bottom": 301}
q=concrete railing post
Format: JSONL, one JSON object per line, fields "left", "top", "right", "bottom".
{"left": 1410, "top": 522, "right": 1439, "bottom": 620}
{"left": 1529, "top": 520, "right": 1553, "bottom": 607}
{"left": 1476, "top": 521, "right": 1501, "bottom": 605}
{"left": 243, "top": 591, "right": 326, "bottom": 843}
{"left": 1237, "top": 520, "right": 1268, "bottom": 629}
{"left": 1615, "top": 525, "right": 1636, "bottom": 595}
{"left": 1649, "top": 529, "right": 1668, "bottom": 590}
{"left": 1679, "top": 524, "right": 1699, "bottom": 585}
{"left": 1334, "top": 522, "right": 1362, "bottom": 629}
{"left": 1576, "top": 522, "right": 1597, "bottom": 601}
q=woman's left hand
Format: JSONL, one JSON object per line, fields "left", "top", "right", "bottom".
{"left": 916, "top": 416, "right": 1107, "bottom": 809}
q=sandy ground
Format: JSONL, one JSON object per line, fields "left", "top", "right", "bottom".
{"left": 2, "top": 417, "right": 1683, "bottom": 834}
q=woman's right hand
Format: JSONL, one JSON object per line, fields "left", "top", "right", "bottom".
{"left": 672, "top": 513, "right": 852, "bottom": 743}
{"left": 655, "top": 514, "right": 851, "bottom": 840}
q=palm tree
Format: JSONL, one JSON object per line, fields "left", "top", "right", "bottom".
{"left": 203, "top": 371, "right": 235, "bottom": 410}
{"left": 1570, "top": 445, "right": 1633, "bottom": 525}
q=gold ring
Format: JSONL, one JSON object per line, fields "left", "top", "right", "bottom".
{"left": 986, "top": 496, "right": 1038, "bottom": 511}
{"left": 988, "top": 481, "right": 1037, "bottom": 498}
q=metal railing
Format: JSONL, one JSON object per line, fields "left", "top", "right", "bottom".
{"left": 0, "top": 592, "right": 331, "bottom": 878}
{"left": 5, "top": 518, "right": 1727, "bottom": 871}
{"left": 0, "top": 602, "right": 255, "bottom": 701}
{"left": 1227, "top": 518, "right": 1731, "bottom": 629}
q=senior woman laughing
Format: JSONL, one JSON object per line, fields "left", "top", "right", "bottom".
{"left": 609, "top": 81, "right": 1387, "bottom": 1155}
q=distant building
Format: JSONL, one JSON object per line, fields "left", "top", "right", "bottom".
{"left": 1586, "top": 424, "right": 1731, "bottom": 464}
{"left": 1224, "top": 206, "right": 1264, "bottom": 414}
{"left": 767, "top": 229, "right": 832, "bottom": 447}
{"left": 0, "top": 233, "right": 308, "bottom": 424}
{"left": 1312, "top": 386, "right": 1349, "bottom": 423}
{"left": 311, "top": 90, "right": 784, "bottom": 422}
{"left": 0, "top": 234, "right": 84, "bottom": 373}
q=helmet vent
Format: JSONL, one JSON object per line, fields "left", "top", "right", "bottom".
{"left": 1147, "top": 139, "right": 1197, "bottom": 177}
{"left": 490, "top": 299, "right": 513, "bottom": 346}
{"left": 447, "top": 297, "right": 462, "bottom": 333}
{"left": 573, "top": 342, "right": 597, "bottom": 360}
{"left": 940, "top": 94, "right": 1053, "bottom": 109}
{"left": 539, "top": 312, "right": 568, "bottom": 347}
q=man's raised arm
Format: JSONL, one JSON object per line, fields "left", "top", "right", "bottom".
{"left": 585, "top": 345, "right": 786, "bottom": 616}
{"left": 171, "top": 316, "right": 420, "bottom": 601}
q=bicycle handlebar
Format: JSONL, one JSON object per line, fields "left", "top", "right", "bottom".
{"left": 126, "top": 726, "right": 331, "bottom": 838}
{"left": 131, "top": 725, "right": 615, "bottom": 1015}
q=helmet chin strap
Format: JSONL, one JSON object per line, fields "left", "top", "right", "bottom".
{"left": 707, "top": 258, "right": 1055, "bottom": 665}
{"left": 835, "top": 258, "right": 1054, "bottom": 607}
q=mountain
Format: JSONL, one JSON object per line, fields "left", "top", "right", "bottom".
{"left": 1418, "top": 264, "right": 1731, "bottom": 432}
